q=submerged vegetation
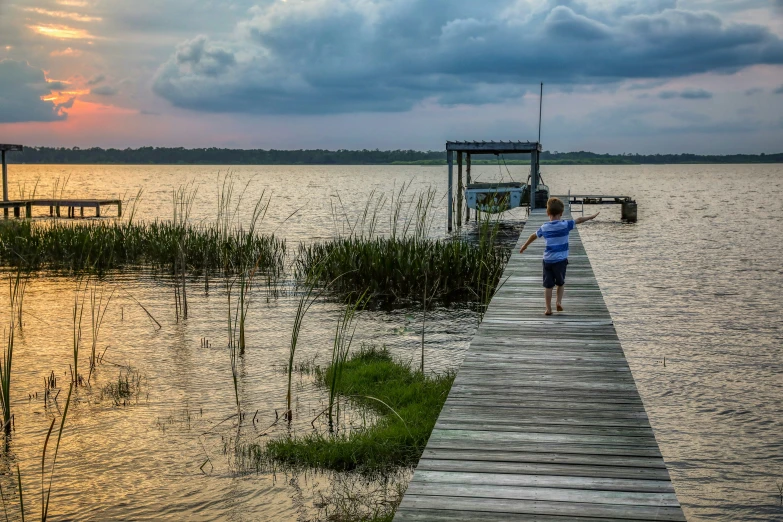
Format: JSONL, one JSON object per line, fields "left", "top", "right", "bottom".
{"left": 261, "top": 346, "right": 454, "bottom": 474}
{"left": 0, "top": 219, "right": 286, "bottom": 275}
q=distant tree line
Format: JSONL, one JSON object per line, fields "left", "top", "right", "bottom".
{"left": 6, "top": 146, "right": 782, "bottom": 165}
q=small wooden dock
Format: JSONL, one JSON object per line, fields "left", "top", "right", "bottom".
{"left": 394, "top": 208, "right": 684, "bottom": 521}
{"left": 2, "top": 143, "right": 121, "bottom": 219}
{"left": 1, "top": 199, "right": 122, "bottom": 219}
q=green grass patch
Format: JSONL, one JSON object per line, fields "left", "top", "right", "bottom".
{"left": 262, "top": 346, "right": 455, "bottom": 474}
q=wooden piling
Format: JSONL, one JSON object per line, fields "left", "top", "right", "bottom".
{"left": 466, "top": 154, "right": 471, "bottom": 222}
{"left": 457, "top": 152, "right": 463, "bottom": 228}
{"left": 621, "top": 200, "right": 638, "bottom": 222}
{"left": 447, "top": 151, "right": 453, "bottom": 232}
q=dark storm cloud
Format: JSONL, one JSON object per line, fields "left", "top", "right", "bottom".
{"left": 91, "top": 85, "right": 119, "bottom": 96}
{"left": 658, "top": 89, "right": 712, "bottom": 99}
{"left": 744, "top": 87, "right": 763, "bottom": 95}
{"left": 0, "top": 59, "right": 68, "bottom": 123}
{"left": 774, "top": 84, "right": 783, "bottom": 94}
{"left": 87, "top": 74, "right": 106, "bottom": 86}
{"left": 150, "top": 0, "right": 782, "bottom": 114}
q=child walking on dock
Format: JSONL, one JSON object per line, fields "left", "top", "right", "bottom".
{"left": 518, "top": 197, "right": 599, "bottom": 315}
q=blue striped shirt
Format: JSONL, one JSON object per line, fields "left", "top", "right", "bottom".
{"left": 536, "top": 219, "right": 575, "bottom": 263}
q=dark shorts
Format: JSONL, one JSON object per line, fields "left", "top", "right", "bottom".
{"left": 542, "top": 259, "right": 568, "bottom": 288}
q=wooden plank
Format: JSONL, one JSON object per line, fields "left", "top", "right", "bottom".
{"left": 405, "top": 482, "right": 680, "bottom": 507}
{"left": 394, "top": 208, "right": 682, "bottom": 520}
{"left": 420, "top": 450, "right": 667, "bottom": 470}
{"left": 412, "top": 470, "right": 675, "bottom": 493}
{"left": 425, "top": 439, "right": 664, "bottom": 458}
{"left": 397, "top": 496, "right": 686, "bottom": 521}
{"left": 395, "top": 508, "right": 620, "bottom": 522}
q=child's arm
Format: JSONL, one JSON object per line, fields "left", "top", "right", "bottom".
{"left": 575, "top": 211, "right": 600, "bottom": 224}
{"left": 518, "top": 233, "right": 538, "bottom": 253}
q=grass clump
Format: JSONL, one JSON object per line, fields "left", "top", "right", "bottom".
{"left": 296, "top": 235, "right": 507, "bottom": 305}
{"left": 0, "top": 219, "right": 285, "bottom": 275}
{"left": 262, "top": 346, "right": 454, "bottom": 474}
{"left": 100, "top": 366, "right": 145, "bottom": 406}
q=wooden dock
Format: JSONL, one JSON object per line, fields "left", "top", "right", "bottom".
{"left": 1, "top": 199, "right": 122, "bottom": 219}
{"left": 394, "top": 208, "right": 684, "bottom": 521}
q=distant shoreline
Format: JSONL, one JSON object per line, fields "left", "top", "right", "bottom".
{"left": 6, "top": 147, "right": 782, "bottom": 165}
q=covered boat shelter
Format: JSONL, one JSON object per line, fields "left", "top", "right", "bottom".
{"left": 446, "top": 141, "right": 542, "bottom": 232}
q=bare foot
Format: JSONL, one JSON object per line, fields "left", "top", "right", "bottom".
{"left": 544, "top": 309, "right": 553, "bottom": 316}
{"left": 556, "top": 304, "right": 564, "bottom": 312}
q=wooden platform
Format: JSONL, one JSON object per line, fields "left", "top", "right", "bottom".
{"left": 1, "top": 199, "right": 122, "bottom": 218}
{"left": 394, "top": 209, "right": 684, "bottom": 521}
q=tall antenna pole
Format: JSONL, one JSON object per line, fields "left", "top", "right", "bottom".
{"left": 537, "top": 82, "right": 544, "bottom": 144}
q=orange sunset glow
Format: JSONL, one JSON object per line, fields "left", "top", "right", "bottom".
{"left": 28, "top": 23, "right": 95, "bottom": 40}
{"left": 24, "top": 8, "right": 101, "bottom": 23}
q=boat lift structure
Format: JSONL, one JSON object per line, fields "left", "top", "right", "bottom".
{"left": 446, "top": 140, "right": 543, "bottom": 232}
{"left": 445, "top": 140, "right": 639, "bottom": 231}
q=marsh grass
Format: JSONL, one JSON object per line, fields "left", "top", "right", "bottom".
{"left": 100, "top": 366, "right": 145, "bottom": 407}
{"left": 88, "top": 284, "right": 114, "bottom": 384}
{"left": 262, "top": 346, "right": 454, "bottom": 474}
{"left": 327, "top": 291, "right": 369, "bottom": 432}
{"left": 296, "top": 233, "right": 506, "bottom": 305}
{"left": 1, "top": 272, "right": 25, "bottom": 436}
{"left": 285, "top": 272, "right": 323, "bottom": 421}
{"left": 0, "top": 219, "right": 286, "bottom": 277}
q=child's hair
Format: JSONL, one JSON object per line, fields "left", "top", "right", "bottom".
{"left": 546, "top": 197, "right": 565, "bottom": 216}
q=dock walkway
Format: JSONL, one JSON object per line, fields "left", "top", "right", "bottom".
{"left": 394, "top": 209, "right": 684, "bottom": 521}
{"left": 1, "top": 199, "right": 122, "bottom": 218}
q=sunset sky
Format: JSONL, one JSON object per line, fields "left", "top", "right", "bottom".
{"left": 1, "top": 0, "right": 782, "bottom": 153}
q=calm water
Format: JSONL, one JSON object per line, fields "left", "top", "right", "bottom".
{"left": 2, "top": 164, "right": 782, "bottom": 521}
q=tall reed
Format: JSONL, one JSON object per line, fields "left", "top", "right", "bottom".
{"left": 1, "top": 272, "right": 25, "bottom": 436}
{"left": 4, "top": 284, "right": 82, "bottom": 521}
{"left": 88, "top": 284, "right": 114, "bottom": 384}
{"left": 172, "top": 184, "right": 197, "bottom": 321}
{"left": 39, "top": 288, "right": 83, "bottom": 521}
{"left": 327, "top": 290, "right": 369, "bottom": 432}
{"left": 285, "top": 272, "right": 322, "bottom": 422}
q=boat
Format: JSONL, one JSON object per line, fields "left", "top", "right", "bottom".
{"left": 465, "top": 179, "right": 550, "bottom": 214}
{"left": 465, "top": 182, "right": 525, "bottom": 213}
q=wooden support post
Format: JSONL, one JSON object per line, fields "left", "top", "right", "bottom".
{"left": 457, "top": 151, "right": 463, "bottom": 228}
{"left": 14, "top": 206, "right": 20, "bottom": 218}
{"left": 117, "top": 200, "right": 122, "bottom": 217}
{"left": 80, "top": 206, "right": 84, "bottom": 217}
{"left": 530, "top": 150, "right": 539, "bottom": 211}
{"left": 447, "top": 150, "right": 453, "bottom": 232}
{"left": 466, "top": 153, "right": 471, "bottom": 222}
{"left": 25, "top": 202, "right": 32, "bottom": 218}
{"left": 95, "top": 205, "right": 101, "bottom": 218}
{"left": 1, "top": 150, "right": 7, "bottom": 204}
{"left": 621, "top": 200, "right": 638, "bottom": 222}
{"left": 56, "top": 205, "right": 61, "bottom": 217}
{"left": 1, "top": 150, "right": 6, "bottom": 219}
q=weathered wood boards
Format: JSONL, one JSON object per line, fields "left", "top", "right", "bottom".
{"left": 394, "top": 209, "right": 684, "bottom": 521}
{"left": 0, "top": 199, "right": 122, "bottom": 218}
